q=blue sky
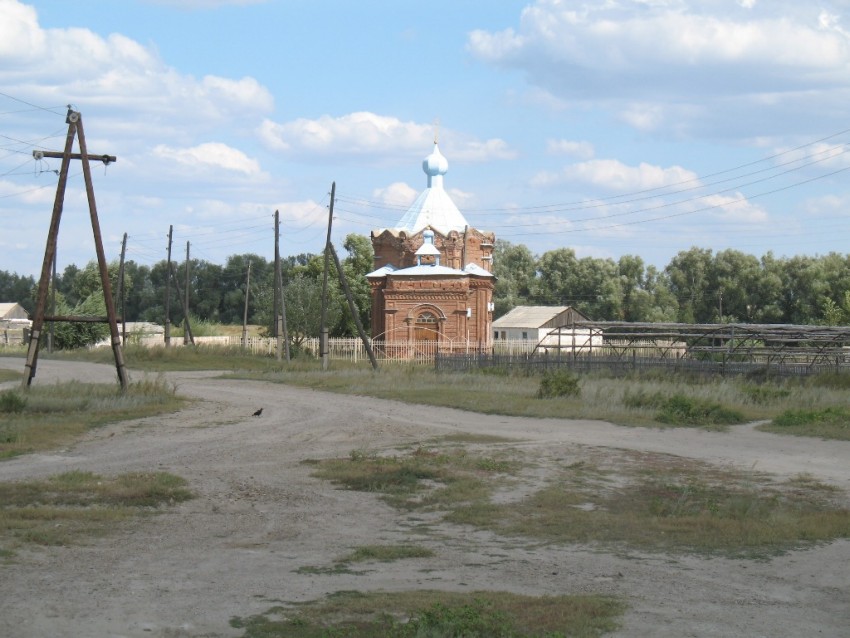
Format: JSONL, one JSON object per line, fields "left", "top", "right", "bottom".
{"left": 3, "top": 0, "right": 850, "bottom": 278}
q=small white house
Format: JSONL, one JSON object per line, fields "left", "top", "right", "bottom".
{"left": 492, "top": 305, "right": 602, "bottom": 351}
{"left": 0, "top": 302, "right": 29, "bottom": 322}
{"left": 1, "top": 302, "right": 31, "bottom": 346}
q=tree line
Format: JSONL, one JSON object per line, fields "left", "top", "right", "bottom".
{"left": 3, "top": 237, "right": 850, "bottom": 346}
{"left": 492, "top": 241, "right": 850, "bottom": 325}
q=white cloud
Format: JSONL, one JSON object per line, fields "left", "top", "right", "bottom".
{"left": 152, "top": 142, "right": 262, "bottom": 176}
{"left": 472, "top": 1, "right": 850, "bottom": 75}
{"left": 701, "top": 192, "right": 768, "bottom": 223}
{"left": 373, "top": 182, "right": 418, "bottom": 207}
{"left": 0, "top": 0, "right": 43, "bottom": 60}
{"left": 774, "top": 141, "right": 850, "bottom": 169}
{"left": 468, "top": 0, "right": 850, "bottom": 110}
{"left": 546, "top": 139, "right": 595, "bottom": 159}
{"left": 803, "top": 193, "right": 850, "bottom": 217}
{"left": 448, "top": 188, "right": 476, "bottom": 208}
{"left": 258, "top": 112, "right": 431, "bottom": 155}
{"left": 0, "top": 0, "right": 273, "bottom": 130}
{"left": 274, "top": 199, "right": 328, "bottom": 227}
{"left": 533, "top": 158, "right": 699, "bottom": 192}
{"left": 257, "top": 112, "right": 516, "bottom": 162}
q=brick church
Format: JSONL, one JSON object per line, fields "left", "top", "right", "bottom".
{"left": 367, "top": 142, "right": 495, "bottom": 351}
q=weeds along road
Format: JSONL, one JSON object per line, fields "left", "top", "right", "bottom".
{"left": 0, "top": 357, "right": 849, "bottom": 638}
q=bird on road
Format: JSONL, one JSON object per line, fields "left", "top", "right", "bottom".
{"left": 252, "top": 408, "right": 263, "bottom": 417}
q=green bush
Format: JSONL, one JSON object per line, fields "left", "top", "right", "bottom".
{"left": 656, "top": 394, "right": 745, "bottom": 427}
{"left": 740, "top": 384, "right": 791, "bottom": 404}
{"left": 623, "top": 389, "right": 665, "bottom": 409}
{"left": 0, "top": 391, "right": 27, "bottom": 413}
{"left": 537, "top": 370, "right": 580, "bottom": 399}
{"left": 773, "top": 406, "right": 850, "bottom": 428}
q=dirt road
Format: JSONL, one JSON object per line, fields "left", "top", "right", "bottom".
{"left": 1, "top": 358, "right": 848, "bottom": 637}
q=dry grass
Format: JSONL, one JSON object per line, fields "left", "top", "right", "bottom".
{"left": 0, "top": 377, "right": 183, "bottom": 459}
{"left": 309, "top": 445, "right": 850, "bottom": 559}
{"left": 0, "top": 368, "right": 22, "bottom": 383}
{"left": 250, "top": 365, "right": 850, "bottom": 436}
{"left": 0, "top": 470, "right": 192, "bottom": 553}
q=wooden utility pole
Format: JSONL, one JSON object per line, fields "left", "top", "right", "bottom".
{"left": 168, "top": 261, "right": 194, "bottom": 346}
{"left": 164, "top": 224, "right": 173, "bottom": 346}
{"left": 183, "top": 241, "right": 191, "bottom": 344}
{"left": 241, "top": 260, "right": 252, "bottom": 349}
{"left": 319, "top": 182, "right": 335, "bottom": 371}
{"left": 23, "top": 109, "right": 128, "bottom": 389}
{"left": 117, "top": 232, "right": 128, "bottom": 346}
{"left": 274, "top": 210, "right": 290, "bottom": 362}
{"left": 329, "top": 243, "right": 378, "bottom": 370}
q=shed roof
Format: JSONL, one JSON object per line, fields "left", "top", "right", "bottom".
{"left": 492, "top": 305, "right": 586, "bottom": 329}
{"left": 0, "top": 302, "right": 28, "bottom": 320}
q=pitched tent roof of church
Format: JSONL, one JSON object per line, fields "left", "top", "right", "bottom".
{"left": 389, "top": 143, "right": 470, "bottom": 235}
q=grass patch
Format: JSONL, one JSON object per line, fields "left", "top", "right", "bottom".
{"left": 343, "top": 544, "right": 435, "bottom": 563}
{"left": 0, "top": 368, "right": 22, "bottom": 383}
{"left": 32, "top": 347, "right": 850, "bottom": 434}
{"left": 48, "top": 344, "right": 290, "bottom": 373}
{"left": 447, "top": 455, "right": 850, "bottom": 558}
{"left": 312, "top": 447, "right": 850, "bottom": 559}
{"left": 234, "top": 364, "right": 843, "bottom": 430}
{"left": 307, "top": 446, "right": 519, "bottom": 511}
{"left": 230, "top": 590, "right": 625, "bottom": 638}
{"left": 0, "top": 470, "right": 192, "bottom": 553}
{"left": 759, "top": 406, "right": 850, "bottom": 440}
{"left": 297, "top": 544, "right": 434, "bottom": 575}
{"left": 0, "top": 377, "right": 183, "bottom": 459}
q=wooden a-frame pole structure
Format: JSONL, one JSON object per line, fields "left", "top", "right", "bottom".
{"left": 23, "top": 109, "right": 129, "bottom": 390}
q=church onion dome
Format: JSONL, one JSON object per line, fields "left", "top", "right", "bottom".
{"left": 423, "top": 144, "right": 449, "bottom": 185}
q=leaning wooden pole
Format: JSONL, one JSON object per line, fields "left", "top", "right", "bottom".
{"left": 75, "top": 111, "right": 129, "bottom": 389}
{"left": 319, "top": 182, "right": 335, "bottom": 371}
{"left": 329, "top": 243, "right": 378, "bottom": 370}
{"left": 22, "top": 112, "right": 76, "bottom": 387}
{"left": 117, "top": 232, "right": 127, "bottom": 346}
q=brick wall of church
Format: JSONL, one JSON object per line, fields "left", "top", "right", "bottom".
{"left": 371, "top": 227, "right": 495, "bottom": 272}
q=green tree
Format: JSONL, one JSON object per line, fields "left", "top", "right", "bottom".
{"left": 50, "top": 293, "right": 110, "bottom": 349}
{"left": 0, "top": 270, "right": 36, "bottom": 312}
{"left": 665, "top": 247, "right": 714, "bottom": 322}
{"left": 339, "top": 233, "right": 374, "bottom": 334}
{"left": 492, "top": 240, "right": 537, "bottom": 318}
{"left": 283, "top": 273, "right": 341, "bottom": 346}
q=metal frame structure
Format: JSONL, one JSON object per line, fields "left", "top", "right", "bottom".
{"left": 534, "top": 321, "right": 850, "bottom": 369}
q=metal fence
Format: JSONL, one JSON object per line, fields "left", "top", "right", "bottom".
{"left": 189, "top": 336, "right": 494, "bottom": 364}
{"left": 434, "top": 349, "right": 850, "bottom": 379}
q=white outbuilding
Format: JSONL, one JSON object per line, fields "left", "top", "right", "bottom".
{"left": 492, "top": 305, "right": 603, "bottom": 351}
